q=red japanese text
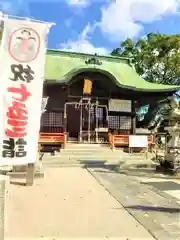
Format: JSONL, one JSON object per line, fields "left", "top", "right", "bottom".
{"left": 6, "top": 84, "right": 31, "bottom": 138}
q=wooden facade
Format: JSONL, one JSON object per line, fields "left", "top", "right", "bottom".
{"left": 41, "top": 73, "right": 137, "bottom": 143}
{"left": 39, "top": 50, "right": 180, "bottom": 147}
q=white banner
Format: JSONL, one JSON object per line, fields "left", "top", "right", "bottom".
{"left": 129, "top": 135, "right": 148, "bottom": 148}
{"left": 0, "top": 18, "right": 52, "bottom": 166}
{"left": 41, "top": 97, "right": 49, "bottom": 114}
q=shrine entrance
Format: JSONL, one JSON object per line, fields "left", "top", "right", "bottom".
{"left": 64, "top": 98, "right": 108, "bottom": 143}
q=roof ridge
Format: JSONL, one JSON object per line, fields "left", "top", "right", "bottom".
{"left": 47, "top": 49, "right": 131, "bottom": 63}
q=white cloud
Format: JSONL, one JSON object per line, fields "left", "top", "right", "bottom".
{"left": 59, "top": 23, "right": 109, "bottom": 55}
{"left": 60, "top": 39, "right": 108, "bottom": 55}
{"left": 66, "top": 0, "right": 90, "bottom": 8}
{"left": 80, "top": 22, "right": 98, "bottom": 39}
{"left": 100, "top": 0, "right": 180, "bottom": 41}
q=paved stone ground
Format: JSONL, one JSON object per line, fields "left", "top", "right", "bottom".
{"left": 5, "top": 167, "right": 155, "bottom": 240}
{"left": 89, "top": 168, "right": 180, "bottom": 240}
{"left": 117, "top": 168, "right": 180, "bottom": 203}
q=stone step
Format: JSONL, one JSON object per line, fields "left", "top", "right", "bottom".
{"left": 43, "top": 160, "right": 122, "bottom": 168}
{"left": 41, "top": 154, "right": 122, "bottom": 160}
{"left": 42, "top": 158, "right": 158, "bottom": 166}
{"left": 42, "top": 159, "right": 157, "bottom": 170}
{"left": 43, "top": 163, "right": 82, "bottom": 168}
{"left": 43, "top": 156, "right": 121, "bottom": 162}
{"left": 60, "top": 148, "right": 125, "bottom": 154}
{"left": 43, "top": 160, "right": 107, "bottom": 168}
{"left": 64, "top": 144, "right": 111, "bottom": 147}
{"left": 55, "top": 152, "right": 122, "bottom": 158}
{"left": 42, "top": 152, "right": 151, "bottom": 162}
{"left": 122, "top": 156, "right": 149, "bottom": 160}
{"left": 65, "top": 143, "right": 108, "bottom": 148}
{"left": 42, "top": 153, "right": 150, "bottom": 162}
{"left": 60, "top": 149, "right": 113, "bottom": 154}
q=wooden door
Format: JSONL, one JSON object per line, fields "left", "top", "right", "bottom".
{"left": 67, "top": 105, "right": 80, "bottom": 139}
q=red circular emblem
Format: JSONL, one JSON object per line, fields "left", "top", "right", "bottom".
{"left": 8, "top": 27, "right": 40, "bottom": 63}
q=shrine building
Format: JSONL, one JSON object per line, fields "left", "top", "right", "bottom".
{"left": 40, "top": 49, "right": 179, "bottom": 146}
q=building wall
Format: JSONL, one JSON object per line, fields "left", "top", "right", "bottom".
{"left": 40, "top": 76, "right": 173, "bottom": 135}
{"left": 41, "top": 84, "right": 66, "bottom": 133}
{"left": 41, "top": 81, "right": 135, "bottom": 135}
{"left": 44, "top": 84, "right": 66, "bottom": 110}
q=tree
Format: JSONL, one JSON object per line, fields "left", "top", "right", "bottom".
{"left": 0, "top": 21, "right": 3, "bottom": 41}
{"left": 112, "top": 33, "right": 180, "bottom": 85}
{"left": 0, "top": 30, "right": 3, "bottom": 40}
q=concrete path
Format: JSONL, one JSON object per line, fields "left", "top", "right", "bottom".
{"left": 120, "top": 168, "right": 180, "bottom": 203}
{"left": 5, "top": 168, "right": 154, "bottom": 240}
{"left": 89, "top": 168, "right": 180, "bottom": 240}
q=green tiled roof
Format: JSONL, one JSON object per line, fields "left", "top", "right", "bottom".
{"left": 45, "top": 49, "right": 180, "bottom": 92}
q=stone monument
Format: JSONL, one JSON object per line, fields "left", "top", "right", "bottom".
{"left": 163, "top": 96, "right": 180, "bottom": 171}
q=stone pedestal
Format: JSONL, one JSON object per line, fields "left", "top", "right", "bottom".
{"left": 160, "top": 123, "right": 180, "bottom": 171}
{"left": 9, "top": 153, "right": 45, "bottom": 179}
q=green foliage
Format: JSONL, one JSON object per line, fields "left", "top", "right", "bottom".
{"left": 112, "top": 33, "right": 180, "bottom": 85}
{"left": 0, "top": 21, "right": 3, "bottom": 40}
{"left": 0, "top": 31, "right": 2, "bottom": 40}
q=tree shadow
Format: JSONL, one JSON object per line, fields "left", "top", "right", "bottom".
{"left": 117, "top": 168, "right": 180, "bottom": 179}
{"left": 126, "top": 205, "right": 180, "bottom": 213}
{"left": 80, "top": 160, "right": 120, "bottom": 171}
{"left": 80, "top": 160, "right": 107, "bottom": 166}
{"left": 90, "top": 166, "right": 180, "bottom": 181}
{"left": 142, "top": 180, "right": 180, "bottom": 191}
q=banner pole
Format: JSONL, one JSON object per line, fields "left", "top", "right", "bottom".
{"left": 0, "top": 15, "right": 54, "bottom": 182}
{"left": 0, "top": 179, "right": 5, "bottom": 240}
{"left": 0, "top": 14, "right": 55, "bottom": 26}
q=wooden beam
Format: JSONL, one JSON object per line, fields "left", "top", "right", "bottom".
{"left": 67, "top": 95, "right": 110, "bottom": 100}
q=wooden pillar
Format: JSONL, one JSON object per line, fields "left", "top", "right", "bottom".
{"left": 64, "top": 103, "right": 67, "bottom": 133}
{"left": 132, "top": 100, "right": 136, "bottom": 134}
{"left": 64, "top": 88, "right": 68, "bottom": 134}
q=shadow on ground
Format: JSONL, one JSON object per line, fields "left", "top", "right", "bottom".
{"left": 142, "top": 180, "right": 180, "bottom": 191}
{"left": 80, "top": 160, "right": 120, "bottom": 171}
{"left": 118, "top": 168, "right": 180, "bottom": 179}
{"left": 126, "top": 205, "right": 180, "bottom": 213}
{"left": 91, "top": 166, "right": 180, "bottom": 180}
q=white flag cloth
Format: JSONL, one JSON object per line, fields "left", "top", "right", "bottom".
{"left": 41, "top": 97, "right": 49, "bottom": 114}
{"left": 0, "top": 17, "right": 52, "bottom": 166}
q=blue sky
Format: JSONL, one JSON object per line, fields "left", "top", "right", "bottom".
{"left": 1, "top": 0, "right": 180, "bottom": 55}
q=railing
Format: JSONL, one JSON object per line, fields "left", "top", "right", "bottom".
{"left": 39, "top": 132, "right": 68, "bottom": 150}
{"left": 109, "top": 134, "right": 129, "bottom": 148}
{"left": 109, "top": 133, "right": 155, "bottom": 150}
